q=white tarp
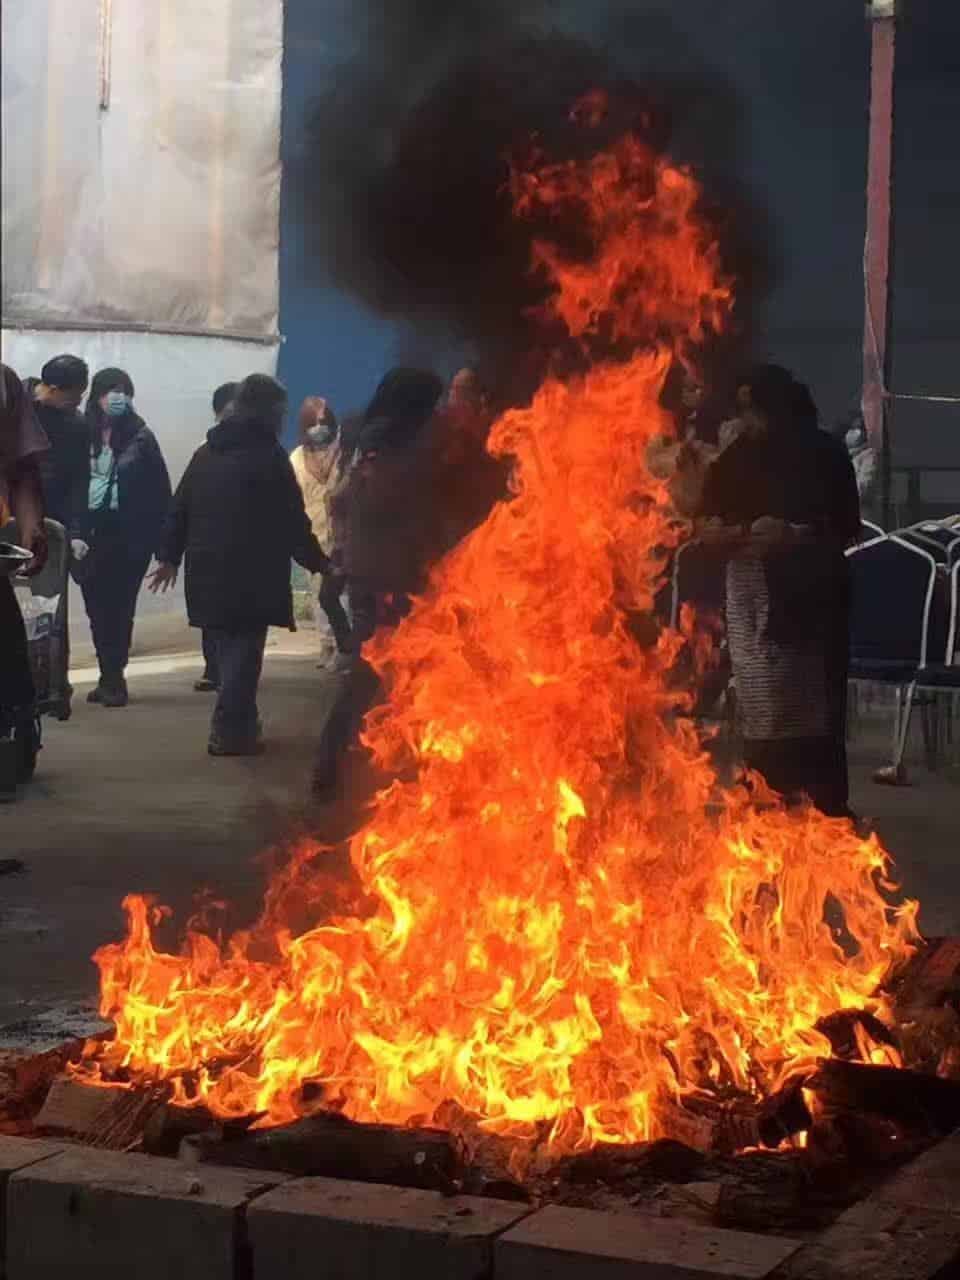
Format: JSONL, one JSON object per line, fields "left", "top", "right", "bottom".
{"left": 1, "top": 0, "right": 282, "bottom": 339}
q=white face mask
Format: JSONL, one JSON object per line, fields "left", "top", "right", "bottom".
{"left": 845, "top": 428, "right": 863, "bottom": 450}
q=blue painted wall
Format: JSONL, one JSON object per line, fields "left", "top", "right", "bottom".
{"left": 278, "top": 12, "right": 392, "bottom": 435}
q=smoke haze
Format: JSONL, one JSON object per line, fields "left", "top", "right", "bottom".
{"left": 294, "top": 0, "right": 777, "bottom": 400}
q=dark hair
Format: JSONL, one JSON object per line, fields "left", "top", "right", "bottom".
{"left": 790, "top": 380, "right": 820, "bottom": 432}
{"left": 41, "top": 354, "right": 89, "bottom": 391}
{"left": 85, "top": 367, "right": 136, "bottom": 442}
{"left": 235, "top": 373, "right": 287, "bottom": 422}
{"left": 363, "top": 367, "right": 443, "bottom": 447}
{"left": 1, "top": 362, "right": 24, "bottom": 421}
{"left": 736, "top": 363, "right": 797, "bottom": 426}
{"left": 213, "top": 382, "right": 239, "bottom": 417}
{"left": 87, "top": 367, "right": 135, "bottom": 408}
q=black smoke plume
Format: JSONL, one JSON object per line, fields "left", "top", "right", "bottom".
{"left": 294, "top": 0, "right": 777, "bottom": 405}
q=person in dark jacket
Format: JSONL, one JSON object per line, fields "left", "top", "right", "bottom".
{"left": 0, "top": 363, "right": 49, "bottom": 801}
{"left": 26, "top": 355, "right": 90, "bottom": 551}
{"left": 331, "top": 367, "right": 445, "bottom": 637}
{"left": 80, "top": 367, "right": 172, "bottom": 707}
{"left": 696, "top": 365, "right": 861, "bottom": 818}
{"left": 25, "top": 355, "right": 91, "bottom": 706}
{"left": 151, "top": 374, "right": 331, "bottom": 757}
{"left": 193, "top": 381, "right": 239, "bottom": 694}
{"left": 316, "top": 368, "right": 444, "bottom": 794}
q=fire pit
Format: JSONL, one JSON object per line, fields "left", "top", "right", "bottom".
{"left": 5, "top": 103, "right": 957, "bottom": 1280}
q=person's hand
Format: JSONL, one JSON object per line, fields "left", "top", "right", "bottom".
{"left": 70, "top": 539, "right": 90, "bottom": 562}
{"left": 718, "top": 418, "right": 745, "bottom": 451}
{"left": 788, "top": 523, "right": 817, "bottom": 542}
{"left": 698, "top": 517, "right": 744, "bottom": 546}
{"left": 147, "top": 562, "right": 178, "bottom": 593}
{"left": 749, "top": 516, "right": 788, "bottom": 552}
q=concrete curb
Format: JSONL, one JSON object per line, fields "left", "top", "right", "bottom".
{"left": 1, "top": 1132, "right": 958, "bottom": 1279}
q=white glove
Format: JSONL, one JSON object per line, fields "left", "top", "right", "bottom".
{"left": 71, "top": 539, "right": 90, "bottom": 562}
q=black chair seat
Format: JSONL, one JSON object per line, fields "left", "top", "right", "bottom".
{"left": 916, "top": 664, "right": 960, "bottom": 690}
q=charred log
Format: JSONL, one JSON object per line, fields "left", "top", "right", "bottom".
{"left": 757, "top": 1079, "right": 814, "bottom": 1149}
{"left": 808, "top": 1059, "right": 960, "bottom": 1138}
{"left": 141, "top": 1103, "right": 223, "bottom": 1156}
{"left": 815, "top": 1010, "right": 898, "bottom": 1061}
{"left": 180, "top": 1110, "right": 460, "bottom": 1191}
{"left": 890, "top": 937, "right": 960, "bottom": 1013}
{"left": 553, "top": 1138, "right": 709, "bottom": 1187}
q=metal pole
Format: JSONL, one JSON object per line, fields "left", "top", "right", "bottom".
{"left": 863, "top": 0, "right": 897, "bottom": 528}
{"left": 98, "top": 0, "right": 114, "bottom": 111}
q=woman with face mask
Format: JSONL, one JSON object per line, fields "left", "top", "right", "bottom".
{"left": 78, "top": 368, "right": 172, "bottom": 706}
{"left": 289, "top": 397, "right": 354, "bottom": 664}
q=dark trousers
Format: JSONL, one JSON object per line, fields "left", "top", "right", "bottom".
{"left": 317, "top": 573, "right": 354, "bottom": 653}
{"left": 0, "top": 577, "right": 34, "bottom": 713}
{"left": 208, "top": 627, "right": 267, "bottom": 746}
{"left": 312, "top": 582, "right": 410, "bottom": 787}
{"left": 201, "top": 629, "right": 220, "bottom": 685}
{"left": 79, "top": 529, "right": 151, "bottom": 682}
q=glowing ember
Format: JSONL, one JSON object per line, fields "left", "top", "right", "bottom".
{"left": 85, "top": 122, "right": 919, "bottom": 1161}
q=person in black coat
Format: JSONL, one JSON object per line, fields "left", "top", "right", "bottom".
{"left": 152, "top": 374, "right": 331, "bottom": 757}
{"left": 25, "top": 355, "right": 90, "bottom": 550}
{"left": 193, "top": 381, "right": 239, "bottom": 694}
{"left": 23, "top": 355, "right": 91, "bottom": 712}
{"left": 79, "top": 367, "right": 172, "bottom": 707}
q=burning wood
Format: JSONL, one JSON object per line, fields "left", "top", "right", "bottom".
{"left": 75, "top": 103, "right": 929, "bottom": 1170}
{"left": 807, "top": 1059, "right": 960, "bottom": 1139}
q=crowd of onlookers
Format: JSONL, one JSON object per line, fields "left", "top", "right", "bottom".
{"left": 0, "top": 354, "right": 504, "bottom": 797}
{"left": 2, "top": 348, "right": 895, "bottom": 817}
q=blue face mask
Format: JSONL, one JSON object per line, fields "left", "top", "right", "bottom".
{"left": 105, "top": 390, "right": 129, "bottom": 418}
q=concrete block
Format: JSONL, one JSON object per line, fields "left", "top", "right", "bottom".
{"left": 6, "top": 1145, "right": 285, "bottom": 1280}
{"left": 774, "top": 1204, "right": 960, "bottom": 1280}
{"left": 248, "top": 1176, "right": 532, "bottom": 1279}
{"left": 0, "top": 1137, "right": 63, "bottom": 1270}
{"left": 864, "top": 1128, "right": 960, "bottom": 1218}
{"left": 496, "top": 1204, "right": 802, "bottom": 1280}
{"left": 774, "top": 1135, "right": 960, "bottom": 1280}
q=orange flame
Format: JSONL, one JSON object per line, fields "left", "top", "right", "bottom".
{"left": 87, "top": 129, "right": 919, "bottom": 1159}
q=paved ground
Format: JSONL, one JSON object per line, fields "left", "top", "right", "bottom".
{"left": 0, "top": 634, "right": 349, "bottom": 1026}
{"left": 1, "top": 630, "right": 958, "bottom": 1031}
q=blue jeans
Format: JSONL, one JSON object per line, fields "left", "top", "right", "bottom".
{"left": 207, "top": 627, "right": 267, "bottom": 746}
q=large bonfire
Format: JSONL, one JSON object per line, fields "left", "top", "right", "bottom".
{"left": 87, "top": 115, "right": 919, "bottom": 1161}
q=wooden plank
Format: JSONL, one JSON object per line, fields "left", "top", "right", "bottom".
{"left": 35, "top": 1077, "right": 162, "bottom": 1149}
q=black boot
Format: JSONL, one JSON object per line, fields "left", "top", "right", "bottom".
{"left": 0, "top": 734, "right": 17, "bottom": 803}
{"left": 100, "top": 675, "right": 129, "bottom": 708}
{"left": 14, "top": 712, "right": 41, "bottom": 783}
